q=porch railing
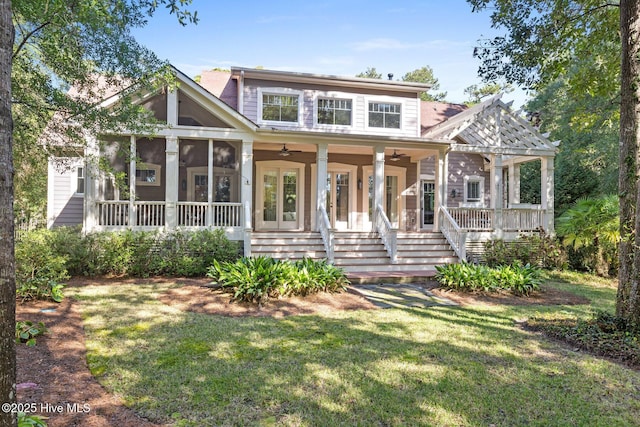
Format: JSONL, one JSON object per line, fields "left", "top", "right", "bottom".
{"left": 176, "top": 202, "right": 243, "bottom": 228}
{"left": 503, "top": 208, "right": 545, "bottom": 232}
{"left": 447, "top": 207, "right": 545, "bottom": 232}
{"left": 438, "top": 207, "right": 467, "bottom": 261}
{"left": 98, "top": 201, "right": 130, "bottom": 227}
{"left": 447, "top": 207, "right": 493, "bottom": 231}
{"left": 136, "top": 201, "right": 166, "bottom": 227}
{"left": 97, "top": 201, "right": 243, "bottom": 228}
{"left": 375, "top": 203, "right": 398, "bottom": 263}
{"left": 317, "top": 206, "right": 335, "bottom": 263}
{"left": 177, "top": 202, "right": 243, "bottom": 227}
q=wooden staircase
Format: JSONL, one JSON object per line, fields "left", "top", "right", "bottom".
{"left": 250, "top": 231, "right": 458, "bottom": 277}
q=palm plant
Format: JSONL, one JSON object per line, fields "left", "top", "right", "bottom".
{"left": 556, "top": 195, "right": 619, "bottom": 275}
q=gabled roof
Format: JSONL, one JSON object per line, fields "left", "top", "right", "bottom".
{"left": 422, "top": 94, "right": 558, "bottom": 154}
{"left": 99, "top": 65, "right": 257, "bottom": 132}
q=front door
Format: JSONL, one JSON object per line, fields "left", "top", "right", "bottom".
{"left": 326, "top": 172, "right": 350, "bottom": 229}
{"left": 422, "top": 180, "right": 435, "bottom": 227}
{"left": 259, "top": 168, "right": 300, "bottom": 230}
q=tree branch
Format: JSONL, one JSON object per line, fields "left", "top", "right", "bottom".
{"left": 13, "top": 21, "right": 50, "bottom": 59}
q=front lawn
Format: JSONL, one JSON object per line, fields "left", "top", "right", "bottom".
{"left": 70, "top": 272, "right": 640, "bottom": 426}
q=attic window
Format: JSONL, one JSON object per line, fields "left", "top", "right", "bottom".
{"left": 262, "top": 93, "right": 299, "bottom": 123}
{"left": 317, "top": 97, "right": 352, "bottom": 126}
{"left": 368, "top": 102, "right": 401, "bottom": 129}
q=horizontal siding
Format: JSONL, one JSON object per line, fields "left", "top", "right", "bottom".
{"left": 51, "top": 171, "right": 83, "bottom": 227}
{"left": 421, "top": 153, "right": 491, "bottom": 208}
{"left": 243, "top": 78, "right": 420, "bottom": 137}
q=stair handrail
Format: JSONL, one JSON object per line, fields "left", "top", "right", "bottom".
{"left": 438, "top": 206, "right": 466, "bottom": 261}
{"left": 317, "top": 206, "right": 335, "bottom": 263}
{"left": 375, "top": 203, "right": 398, "bottom": 263}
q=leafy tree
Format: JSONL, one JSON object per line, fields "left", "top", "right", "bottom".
{"left": 401, "top": 66, "right": 447, "bottom": 101}
{"left": 463, "top": 82, "right": 513, "bottom": 105}
{"left": 468, "top": 0, "right": 640, "bottom": 325}
{"left": 0, "top": 1, "right": 197, "bottom": 424}
{"left": 356, "top": 66, "right": 383, "bottom": 79}
{"left": 357, "top": 65, "right": 447, "bottom": 101}
{"left": 526, "top": 74, "right": 619, "bottom": 213}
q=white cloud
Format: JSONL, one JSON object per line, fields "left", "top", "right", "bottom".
{"left": 349, "top": 38, "right": 473, "bottom": 52}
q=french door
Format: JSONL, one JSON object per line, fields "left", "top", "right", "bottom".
{"left": 326, "top": 172, "right": 350, "bottom": 229}
{"left": 258, "top": 167, "right": 301, "bottom": 230}
{"left": 422, "top": 180, "right": 435, "bottom": 227}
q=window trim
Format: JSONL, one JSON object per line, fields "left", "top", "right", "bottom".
{"left": 366, "top": 98, "right": 403, "bottom": 130}
{"left": 463, "top": 175, "right": 485, "bottom": 206}
{"left": 313, "top": 93, "right": 354, "bottom": 128}
{"left": 73, "top": 165, "right": 85, "bottom": 196}
{"left": 135, "top": 163, "right": 162, "bottom": 187}
{"left": 257, "top": 87, "right": 303, "bottom": 126}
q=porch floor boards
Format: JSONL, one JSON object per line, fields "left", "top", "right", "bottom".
{"left": 250, "top": 230, "right": 458, "bottom": 282}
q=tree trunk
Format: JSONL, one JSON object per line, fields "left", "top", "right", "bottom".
{"left": 618, "top": 0, "right": 640, "bottom": 325}
{"left": 0, "top": 0, "right": 14, "bottom": 425}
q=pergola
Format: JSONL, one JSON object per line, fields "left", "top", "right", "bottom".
{"left": 423, "top": 95, "right": 559, "bottom": 257}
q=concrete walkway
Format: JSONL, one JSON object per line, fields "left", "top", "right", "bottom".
{"left": 352, "top": 283, "right": 458, "bottom": 309}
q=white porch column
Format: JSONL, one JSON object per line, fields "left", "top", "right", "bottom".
{"left": 167, "top": 88, "right": 178, "bottom": 126}
{"left": 508, "top": 162, "right": 521, "bottom": 206}
{"left": 83, "top": 135, "right": 99, "bottom": 233}
{"left": 165, "top": 136, "right": 179, "bottom": 229}
{"left": 435, "top": 148, "right": 448, "bottom": 231}
{"left": 315, "top": 143, "right": 329, "bottom": 230}
{"left": 207, "top": 139, "right": 214, "bottom": 227}
{"left": 490, "top": 154, "right": 504, "bottom": 238}
{"left": 541, "top": 156, "right": 555, "bottom": 234}
{"left": 373, "top": 145, "right": 385, "bottom": 230}
{"left": 241, "top": 139, "right": 253, "bottom": 256}
{"left": 129, "top": 135, "right": 137, "bottom": 227}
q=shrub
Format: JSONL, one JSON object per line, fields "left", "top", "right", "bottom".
{"left": 483, "top": 234, "right": 567, "bottom": 270}
{"left": 15, "top": 229, "right": 68, "bottom": 302}
{"left": 435, "top": 262, "right": 541, "bottom": 296}
{"left": 208, "top": 257, "right": 349, "bottom": 304}
{"left": 16, "top": 320, "right": 48, "bottom": 346}
{"left": 28, "top": 227, "right": 241, "bottom": 278}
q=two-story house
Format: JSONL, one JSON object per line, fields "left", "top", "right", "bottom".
{"left": 47, "top": 66, "right": 557, "bottom": 276}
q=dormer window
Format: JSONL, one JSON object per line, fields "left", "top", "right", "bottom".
{"left": 317, "top": 98, "right": 352, "bottom": 126}
{"left": 368, "top": 102, "right": 401, "bottom": 129}
{"left": 260, "top": 90, "right": 301, "bottom": 124}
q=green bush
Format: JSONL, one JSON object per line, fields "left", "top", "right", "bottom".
{"left": 15, "top": 229, "right": 68, "bottom": 302}
{"left": 208, "top": 257, "right": 349, "bottom": 304}
{"left": 15, "top": 227, "right": 241, "bottom": 281}
{"left": 435, "top": 262, "right": 541, "bottom": 296}
{"left": 483, "top": 234, "right": 567, "bottom": 270}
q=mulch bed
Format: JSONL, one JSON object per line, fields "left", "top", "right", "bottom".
{"left": 16, "top": 277, "right": 589, "bottom": 426}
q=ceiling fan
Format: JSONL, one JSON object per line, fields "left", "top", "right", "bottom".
{"left": 278, "top": 144, "right": 302, "bottom": 157}
{"left": 389, "top": 149, "right": 408, "bottom": 162}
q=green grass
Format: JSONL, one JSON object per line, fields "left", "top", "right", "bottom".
{"left": 69, "top": 272, "right": 640, "bottom": 426}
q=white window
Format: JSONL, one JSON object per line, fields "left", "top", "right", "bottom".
{"left": 464, "top": 175, "right": 485, "bottom": 205}
{"left": 317, "top": 97, "right": 352, "bottom": 126}
{"left": 136, "top": 163, "right": 161, "bottom": 186}
{"left": 75, "top": 166, "right": 85, "bottom": 195}
{"left": 258, "top": 89, "right": 302, "bottom": 124}
{"left": 368, "top": 102, "right": 401, "bottom": 129}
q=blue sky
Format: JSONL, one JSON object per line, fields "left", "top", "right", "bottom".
{"left": 132, "top": 0, "right": 527, "bottom": 107}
